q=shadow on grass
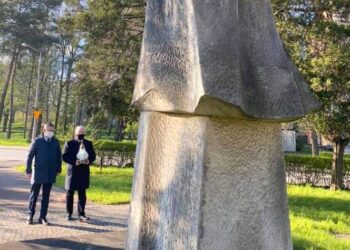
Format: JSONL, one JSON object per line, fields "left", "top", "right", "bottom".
{"left": 292, "top": 237, "right": 327, "bottom": 250}
{"left": 289, "top": 192, "right": 350, "bottom": 249}
{"left": 288, "top": 195, "right": 350, "bottom": 222}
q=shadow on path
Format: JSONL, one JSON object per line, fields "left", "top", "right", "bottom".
{"left": 0, "top": 231, "right": 127, "bottom": 250}
{"left": 23, "top": 238, "right": 121, "bottom": 250}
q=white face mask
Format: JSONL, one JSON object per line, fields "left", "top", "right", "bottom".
{"left": 44, "top": 131, "right": 54, "bottom": 139}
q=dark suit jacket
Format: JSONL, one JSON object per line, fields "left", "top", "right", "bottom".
{"left": 26, "top": 136, "right": 62, "bottom": 185}
{"left": 62, "top": 139, "right": 96, "bottom": 190}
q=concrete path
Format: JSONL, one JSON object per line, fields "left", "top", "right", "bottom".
{"left": 0, "top": 146, "right": 129, "bottom": 249}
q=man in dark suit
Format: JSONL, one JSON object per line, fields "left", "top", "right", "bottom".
{"left": 25, "top": 122, "right": 62, "bottom": 225}
{"left": 62, "top": 126, "right": 96, "bottom": 221}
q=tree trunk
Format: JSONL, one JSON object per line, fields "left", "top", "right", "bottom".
{"left": 55, "top": 85, "right": 64, "bottom": 128}
{"left": 81, "top": 105, "right": 88, "bottom": 126}
{"left": 2, "top": 110, "right": 9, "bottom": 132}
{"left": 0, "top": 47, "right": 18, "bottom": 124}
{"left": 331, "top": 138, "right": 349, "bottom": 190}
{"left": 55, "top": 51, "right": 65, "bottom": 129}
{"left": 115, "top": 118, "right": 125, "bottom": 141}
{"left": 74, "top": 97, "right": 83, "bottom": 126}
{"left": 33, "top": 58, "right": 46, "bottom": 138}
{"left": 44, "top": 75, "right": 50, "bottom": 123}
{"left": 114, "top": 118, "right": 119, "bottom": 141}
{"left": 108, "top": 119, "right": 114, "bottom": 136}
{"left": 24, "top": 56, "right": 36, "bottom": 138}
{"left": 45, "top": 90, "right": 49, "bottom": 122}
{"left": 63, "top": 82, "right": 70, "bottom": 132}
{"left": 63, "top": 61, "right": 73, "bottom": 132}
{"left": 28, "top": 115, "right": 34, "bottom": 142}
{"left": 35, "top": 80, "right": 44, "bottom": 136}
{"left": 7, "top": 53, "right": 18, "bottom": 139}
{"left": 35, "top": 114, "right": 43, "bottom": 137}
{"left": 311, "top": 129, "right": 319, "bottom": 156}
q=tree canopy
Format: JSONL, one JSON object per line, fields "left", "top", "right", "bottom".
{"left": 272, "top": 0, "right": 350, "bottom": 189}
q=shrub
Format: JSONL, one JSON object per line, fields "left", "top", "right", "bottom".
{"left": 94, "top": 139, "right": 136, "bottom": 168}
{"left": 319, "top": 151, "right": 350, "bottom": 159}
{"left": 285, "top": 154, "right": 350, "bottom": 171}
{"left": 94, "top": 139, "right": 136, "bottom": 152}
{"left": 284, "top": 153, "right": 350, "bottom": 189}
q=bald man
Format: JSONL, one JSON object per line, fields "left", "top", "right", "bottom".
{"left": 62, "top": 126, "right": 96, "bottom": 221}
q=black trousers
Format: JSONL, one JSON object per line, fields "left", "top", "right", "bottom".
{"left": 66, "top": 189, "right": 86, "bottom": 216}
{"left": 28, "top": 183, "right": 53, "bottom": 219}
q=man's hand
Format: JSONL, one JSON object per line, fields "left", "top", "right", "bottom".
{"left": 26, "top": 173, "right": 32, "bottom": 179}
{"left": 56, "top": 172, "right": 61, "bottom": 176}
{"left": 76, "top": 159, "right": 89, "bottom": 166}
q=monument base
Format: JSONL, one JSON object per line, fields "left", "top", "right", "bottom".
{"left": 127, "top": 112, "right": 292, "bottom": 250}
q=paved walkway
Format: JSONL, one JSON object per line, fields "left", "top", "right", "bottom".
{"left": 0, "top": 146, "right": 129, "bottom": 249}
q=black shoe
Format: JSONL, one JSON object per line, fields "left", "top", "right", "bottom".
{"left": 79, "top": 215, "right": 89, "bottom": 222}
{"left": 26, "top": 216, "right": 33, "bottom": 225}
{"left": 66, "top": 214, "right": 73, "bottom": 221}
{"left": 38, "top": 217, "right": 49, "bottom": 226}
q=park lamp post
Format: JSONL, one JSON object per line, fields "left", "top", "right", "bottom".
{"left": 21, "top": 43, "right": 42, "bottom": 142}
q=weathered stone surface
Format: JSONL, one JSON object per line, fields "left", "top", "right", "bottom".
{"left": 127, "top": 112, "right": 292, "bottom": 249}
{"left": 132, "top": 0, "right": 320, "bottom": 121}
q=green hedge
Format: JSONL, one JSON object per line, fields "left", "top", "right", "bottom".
{"left": 319, "top": 151, "right": 350, "bottom": 159}
{"left": 285, "top": 154, "right": 350, "bottom": 171}
{"left": 94, "top": 140, "right": 136, "bottom": 152}
{"left": 94, "top": 140, "right": 136, "bottom": 167}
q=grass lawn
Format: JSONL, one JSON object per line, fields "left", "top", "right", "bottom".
{"left": 17, "top": 165, "right": 133, "bottom": 204}
{"left": 0, "top": 122, "right": 31, "bottom": 147}
{"left": 0, "top": 133, "right": 30, "bottom": 147}
{"left": 16, "top": 165, "right": 349, "bottom": 249}
{"left": 288, "top": 185, "right": 350, "bottom": 250}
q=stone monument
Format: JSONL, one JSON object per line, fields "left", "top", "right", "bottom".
{"left": 127, "top": 0, "right": 320, "bottom": 249}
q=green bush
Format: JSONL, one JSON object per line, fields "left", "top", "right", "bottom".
{"left": 94, "top": 139, "right": 136, "bottom": 167}
{"left": 285, "top": 154, "right": 350, "bottom": 171}
{"left": 319, "top": 151, "right": 350, "bottom": 159}
{"left": 94, "top": 139, "right": 136, "bottom": 152}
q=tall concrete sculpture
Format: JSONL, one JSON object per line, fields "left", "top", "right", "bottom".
{"left": 127, "top": 0, "right": 320, "bottom": 249}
